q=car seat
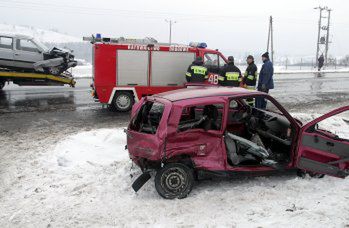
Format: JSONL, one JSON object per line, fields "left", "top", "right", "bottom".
{"left": 202, "top": 105, "right": 219, "bottom": 130}
{"left": 225, "top": 132, "right": 257, "bottom": 165}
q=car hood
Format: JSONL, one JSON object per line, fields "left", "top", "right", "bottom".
{"left": 44, "top": 47, "right": 75, "bottom": 59}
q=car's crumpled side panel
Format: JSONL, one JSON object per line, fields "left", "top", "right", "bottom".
{"left": 127, "top": 97, "right": 172, "bottom": 163}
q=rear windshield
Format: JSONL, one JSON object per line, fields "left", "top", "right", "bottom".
{"left": 129, "top": 101, "right": 165, "bottom": 134}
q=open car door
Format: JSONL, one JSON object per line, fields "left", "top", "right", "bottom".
{"left": 296, "top": 106, "right": 349, "bottom": 178}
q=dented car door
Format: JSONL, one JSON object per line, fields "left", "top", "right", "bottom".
{"left": 296, "top": 106, "right": 349, "bottom": 177}
{"left": 165, "top": 102, "right": 227, "bottom": 170}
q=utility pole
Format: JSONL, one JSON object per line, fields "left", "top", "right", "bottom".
{"left": 165, "top": 19, "right": 176, "bottom": 44}
{"left": 266, "top": 16, "right": 274, "bottom": 63}
{"left": 314, "top": 6, "right": 332, "bottom": 67}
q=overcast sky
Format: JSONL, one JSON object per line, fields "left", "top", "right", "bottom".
{"left": 1, "top": 0, "right": 349, "bottom": 59}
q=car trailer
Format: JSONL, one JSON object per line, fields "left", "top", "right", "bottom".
{"left": 0, "top": 70, "right": 76, "bottom": 89}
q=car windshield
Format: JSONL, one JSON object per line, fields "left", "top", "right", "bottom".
{"left": 32, "top": 39, "right": 49, "bottom": 51}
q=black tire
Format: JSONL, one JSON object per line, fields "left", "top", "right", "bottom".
{"left": 45, "top": 67, "right": 63, "bottom": 76}
{"left": 155, "top": 163, "right": 194, "bottom": 199}
{"left": 111, "top": 91, "right": 134, "bottom": 112}
{"left": 308, "top": 172, "right": 325, "bottom": 178}
{"left": 297, "top": 170, "right": 325, "bottom": 179}
{"left": 0, "top": 81, "right": 5, "bottom": 90}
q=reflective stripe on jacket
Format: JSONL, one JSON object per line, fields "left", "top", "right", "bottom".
{"left": 243, "top": 62, "right": 258, "bottom": 86}
{"left": 219, "top": 62, "right": 242, "bottom": 87}
{"left": 186, "top": 62, "right": 208, "bottom": 83}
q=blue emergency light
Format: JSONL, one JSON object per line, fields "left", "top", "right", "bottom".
{"left": 189, "top": 42, "right": 207, "bottom": 48}
{"left": 198, "top": 42, "right": 207, "bottom": 48}
{"left": 96, "top": 33, "right": 102, "bottom": 39}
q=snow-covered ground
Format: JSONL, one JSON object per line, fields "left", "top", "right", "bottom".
{"left": 72, "top": 64, "right": 93, "bottom": 79}
{"left": 1, "top": 114, "right": 348, "bottom": 227}
{"left": 0, "top": 23, "right": 80, "bottom": 43}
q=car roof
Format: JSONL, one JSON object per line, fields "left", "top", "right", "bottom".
{"left": 0, "top": 33, "right": 33, "bottom": 40}
{"left": 153, "top": 86, "right": 263, "bottom": 102}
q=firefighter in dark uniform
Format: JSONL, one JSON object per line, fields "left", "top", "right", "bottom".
{"left": 185, "top": 56, "right": 208, "bottom": 83}
{"left": 218, "top": 56, "right": 242, "bottom": 87}
{"left": 243, "top": 55, "right": 258, "bottom": 106}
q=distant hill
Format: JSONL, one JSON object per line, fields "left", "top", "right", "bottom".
{"left": 0, "top": 23, "right": 80, "bottom": 43}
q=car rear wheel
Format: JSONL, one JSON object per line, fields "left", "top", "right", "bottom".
{"left": 308, "top": 172, "right": 325, "bottom": 178}
{"left": 155, "top": 163, "right": 194, "bottom": 199}
{"left": 297, "top": 170, "right": 325, "bottom": 178}
{"left": 111, "top": 91, "right": 134, "bottom": 112}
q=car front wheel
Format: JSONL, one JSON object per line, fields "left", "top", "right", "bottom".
{"left": 155, "top": 163, "right": 194, "bottom": 199}
{"left": 0, "top": 81, "right": 5, "bottom": 90}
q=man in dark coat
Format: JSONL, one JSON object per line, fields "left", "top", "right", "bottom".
{"left": 255, "top": 52, "right": 274, "bottom": 109}
{"left": 218, "top": 56, "right": 242, "bottom": 87}
{"left": 318, "top": 54, "right": 324, "bottom": 71}
{"left": 185, "top": 56, "right": 208, "bottom": 83}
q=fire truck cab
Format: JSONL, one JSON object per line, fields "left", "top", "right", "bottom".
{"left": 88, "top": 36, "right": 228, "bottom": 111}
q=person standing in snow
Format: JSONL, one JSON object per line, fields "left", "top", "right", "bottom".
{"left": 318, "top": 54, "right": 324, "bottom": 71}
{"left": 185, "top": 56, "right": 209, "bottom": 83}
{"left": 242, "top": 55, "right": 258, "bottom": 106}
{"left": 218, "top": 56, "right": 242, "bottom": 87}
{"left": 255, "top": 52, "right": 274, "bottom": 109}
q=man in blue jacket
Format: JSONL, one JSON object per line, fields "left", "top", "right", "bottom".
{"left": 255, "top": 52, "right": 274, "bottom": 109}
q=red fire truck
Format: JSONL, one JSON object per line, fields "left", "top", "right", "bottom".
{"left": 86, "top": 36, "right": 228, "bottom": 111}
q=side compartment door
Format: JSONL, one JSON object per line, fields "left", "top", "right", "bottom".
{"left": 117, "top": 50, "right": 148, "bottom": 86}
{"left": 296, "top": 106, "right": 349, "bottom": 177}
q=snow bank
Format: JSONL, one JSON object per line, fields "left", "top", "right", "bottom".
{"left": 0, "top": 23, "right": 80, "bottom": 43}
{"left": 53, "top": 129, "right": 128, "bottom": 167}
{"left": 72, "top": 65, "right": 93, "bottom": 79}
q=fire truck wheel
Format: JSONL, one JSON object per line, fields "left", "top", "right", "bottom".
{"left": 155, "top": 163, "right": 194, "bottom": 199}
{"left": 112, "top": 91, "right": 134, "bottom": 112}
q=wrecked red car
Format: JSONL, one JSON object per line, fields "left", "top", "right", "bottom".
{"left": 126, "top": 86, "right": 349, "bottom": 199}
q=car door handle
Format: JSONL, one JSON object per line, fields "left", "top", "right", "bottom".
{"left": 326, "top": 141, "right": 334, "bottom": 147}
{"left": 14, "top": 53, "right": 19, "bottom": 56}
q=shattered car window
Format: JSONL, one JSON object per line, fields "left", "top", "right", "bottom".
{"left": 316, "top": 110, "right": 349, "bottom": 140}
{"left": 178, "top": 104, "right": 223, "bottom": 132}
{"left": 129, "top": 101, "right": 165, "bottom": 134}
